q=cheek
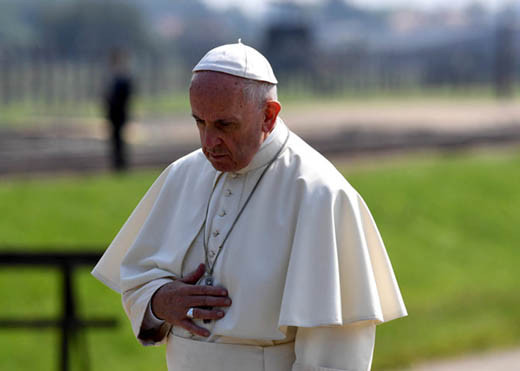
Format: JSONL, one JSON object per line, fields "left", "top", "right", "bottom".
{"left": 238, "top": 130, "right": 261, "bottom": 159}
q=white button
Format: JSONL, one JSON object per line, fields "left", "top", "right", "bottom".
{"left": 225, "top": 189, "right": 232, "bottom": 197}
{"left": 231, "top": 173, "right": 239, "bottom": 178}
{"left": 212, "top": 230, "right": 220, "bottom": 237}
{"left": 219, "top": 210, "right": 227, "bottom": 217}
{"left": 208, "top": 250, "right": 216, "bottom": 258}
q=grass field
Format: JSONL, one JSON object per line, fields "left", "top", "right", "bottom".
{"left": 1, "top": 149, "right": 519, "bottom": 370}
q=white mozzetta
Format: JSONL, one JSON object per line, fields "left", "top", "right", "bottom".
{"left": 92, "top": 118, "right": 406, "bottom": 343}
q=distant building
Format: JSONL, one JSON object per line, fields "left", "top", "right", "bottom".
{"left": 263, "top": 21, "right": 313, "bottom": 77}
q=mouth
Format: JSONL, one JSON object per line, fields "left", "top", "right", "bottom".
{"left": 207, "top": 152, "right": 228, "bottom": 161}
{"left": 204, "top": 150, "right": 237, "bottom": 171}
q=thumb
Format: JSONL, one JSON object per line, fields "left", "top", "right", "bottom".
{"left": 181, "top": 263, "right": 206, "bottom": 284}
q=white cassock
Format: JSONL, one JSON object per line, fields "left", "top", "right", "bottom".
{"left": 92, "top": 118, "right": 407, "bottom": 371}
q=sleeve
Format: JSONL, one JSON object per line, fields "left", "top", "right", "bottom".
{"left": 122, "top": 277, "right": 174, "bottom": 346}
{"left": 145, "top": 299, "right": 166, "bottom": 327}
{"left": 292, "top": 321, "right": 376, "bottom": 371}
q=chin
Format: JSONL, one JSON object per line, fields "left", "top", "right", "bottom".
{"left": 207, "top": 157, "right": 237, "bottom": 172}
{"left": 211, "top": 163, "right": 230, "bottom": 172}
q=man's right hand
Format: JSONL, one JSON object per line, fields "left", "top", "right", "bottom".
{"left": 150, "top": 264, "right": 231, "bottom": 337}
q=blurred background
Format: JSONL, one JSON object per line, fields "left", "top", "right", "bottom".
{"left": 0, "top": 0, "right": 519, "bottom": 370}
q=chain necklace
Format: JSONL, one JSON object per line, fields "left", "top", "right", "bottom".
{"left": 200, "top": 131, "right": 290, "bottom": 287}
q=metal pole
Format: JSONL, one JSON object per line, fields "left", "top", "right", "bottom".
{"left": 60, "top": 264, "right": 75, "bottom": 371}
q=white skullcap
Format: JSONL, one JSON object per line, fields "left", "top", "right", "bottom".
{"left": 192, "top": 39, "right": 278, "bottom": 84}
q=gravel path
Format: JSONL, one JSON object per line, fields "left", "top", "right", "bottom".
{"left": 408, "top": 347, "right": 520, "bottom": 371}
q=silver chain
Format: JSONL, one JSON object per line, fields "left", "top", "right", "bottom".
{"left": 201, "top": 131, "right": 290, "bottom": 280}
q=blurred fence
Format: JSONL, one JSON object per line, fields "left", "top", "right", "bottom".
{"left": 0, "top": 49, "right": 190, "bottom": 119}
{"left": 0, "top": 250, "right": 117, "bottom": 371}
{"left": 0, "top": 44, "right": 516, "bottom": 121}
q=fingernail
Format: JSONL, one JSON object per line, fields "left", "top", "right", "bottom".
{"left": 221, "top": 290, "right": 227, "bottom": 295}
{"left": 217, "top": 311, "right": 224, "bottom": 317}
{"left": 225, "top": 299, "right": 231, "bottom": 305}
{"left": 204, "top": 331, "right": 210, "bottom": 337}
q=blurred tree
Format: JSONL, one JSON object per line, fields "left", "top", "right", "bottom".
{"left": 322, "top": 0, "right": 367, "bottom": 22}
{"left": 37, "top": 0, "right": 151, "bottom": 57}
{"left": 0, "top": 1, "right": 39, "bottom": 49}
{"left": 143, "top": 0, "right": 249, "bottom": 67}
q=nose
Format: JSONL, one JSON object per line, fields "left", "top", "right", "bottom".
{"left": 202, "top": 125, "right": 222, "bottom": 150}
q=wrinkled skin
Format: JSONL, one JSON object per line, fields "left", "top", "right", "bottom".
{"left": 190, "top": 71, "right": 281, "bottom": 172}
{"left": 151, "top": 264, "right": 231, "bottom": 337}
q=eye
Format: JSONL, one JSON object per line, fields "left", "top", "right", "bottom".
{"left": 195, "top": 119, "right": 205, "bottom": 126}
{"left": 216, "top": 121, "right": 235, "bottom": 130}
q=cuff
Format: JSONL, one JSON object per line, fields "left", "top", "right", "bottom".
{"left": 293, "top": 364, "right": 348, "bottom": 371}
{"left": 122, "top": 277, "right": 175, "bottom": 346}
{"left": 145, "top": 298, "right": 166, "bottom": 327}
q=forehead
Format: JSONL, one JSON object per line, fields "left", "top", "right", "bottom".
{"left": 190, "top": 72, "right": 251, "bottom": 117}
{"left": 190, "top": 71, "right": 244, "bottom": 98}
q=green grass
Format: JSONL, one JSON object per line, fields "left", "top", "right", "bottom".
{"left": 279, "top": 84, "right": 506, "bottom": 106}
{"left": 0, "top": 170, "right": 167, "bottom": 371}
{"left": 1, "top": 149, "right": 519, "bottom": 370}
{"left": 342, "top": 150, "right": 520, "bottom": 369}
{"left": 0, "top": 171, "right": 161, "bottom": 247}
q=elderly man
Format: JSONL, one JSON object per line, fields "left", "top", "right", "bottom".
{"left": 92, "top": 41, "right": 407, "bottom": 371}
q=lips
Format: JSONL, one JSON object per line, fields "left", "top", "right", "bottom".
{"left": 206, "top": 151, "right": 228, "bottom": 161}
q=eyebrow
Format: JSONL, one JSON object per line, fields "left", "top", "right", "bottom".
{"left": 191, "top": 114, "right": 239, "bottom": 123}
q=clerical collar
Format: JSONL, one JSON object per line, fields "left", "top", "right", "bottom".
{"left": 233, "top": 117, "right": 288, "bottom": 175}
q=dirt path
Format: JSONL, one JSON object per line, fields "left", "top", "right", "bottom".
{"left": 127, "top": 99, "right": 520, "bottom": 145}
{"left": 1, "top": 99, "right": 520, "bottom": 176}
{"left": 408, "top": 347, "right": 520, "bottom": 371}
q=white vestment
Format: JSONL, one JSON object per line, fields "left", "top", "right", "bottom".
{"left": 92, "top": 119, "right": 407, "bottom": 370}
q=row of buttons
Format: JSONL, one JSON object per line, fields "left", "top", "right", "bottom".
{"left": 208, "top": 173, "right": 240, "bottom": 263}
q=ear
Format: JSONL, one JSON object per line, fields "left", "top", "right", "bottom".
{"left": 262, "top": 100, "right": 282, "bottom": 134}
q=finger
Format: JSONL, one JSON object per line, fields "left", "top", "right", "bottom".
{"left": 181, "top": 264, "right": 206, "bottom": 284}
{"left": 178, "top": 284, "right": 228, "bottom": 297}
{"left": 190, "top": 308, "right": 226, "bottom": 321}
{"left": 185, "top": 296, "right": 232, "bottom": 308}
{"left": 179, "top": 319, "right": 210, "bottom": 337}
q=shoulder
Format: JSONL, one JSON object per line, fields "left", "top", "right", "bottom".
{"left": 165, "top": 148, "right": 211, "bottom": 178}
{"left": 150, "top": 148, "right": 216, "bottom": 201}
{"left": 281, "top": 132, "right": 357, "bottom": 200}
{"left": 153, "top": 149, "right": 215, "bottom": 193}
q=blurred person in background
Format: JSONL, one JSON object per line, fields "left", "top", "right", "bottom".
{"left": 93, "top": 41, "right": 407, "bottom": 371}
{"left": 104, "top": 48, "right": 133, "bottom": 171}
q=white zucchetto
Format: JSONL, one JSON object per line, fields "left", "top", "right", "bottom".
{"left": 192, "top": 40, "right": 278, "bottom": 84}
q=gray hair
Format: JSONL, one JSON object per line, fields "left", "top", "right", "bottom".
{"left": 241, "top": 79, "right": 278, "bottom": 109}
{"left": 191, "top": 72, "right": 278, "bottom": 109}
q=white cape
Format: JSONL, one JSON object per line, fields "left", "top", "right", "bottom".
{"left": 92, "top": 122, "right": 407, "bottom": 340}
